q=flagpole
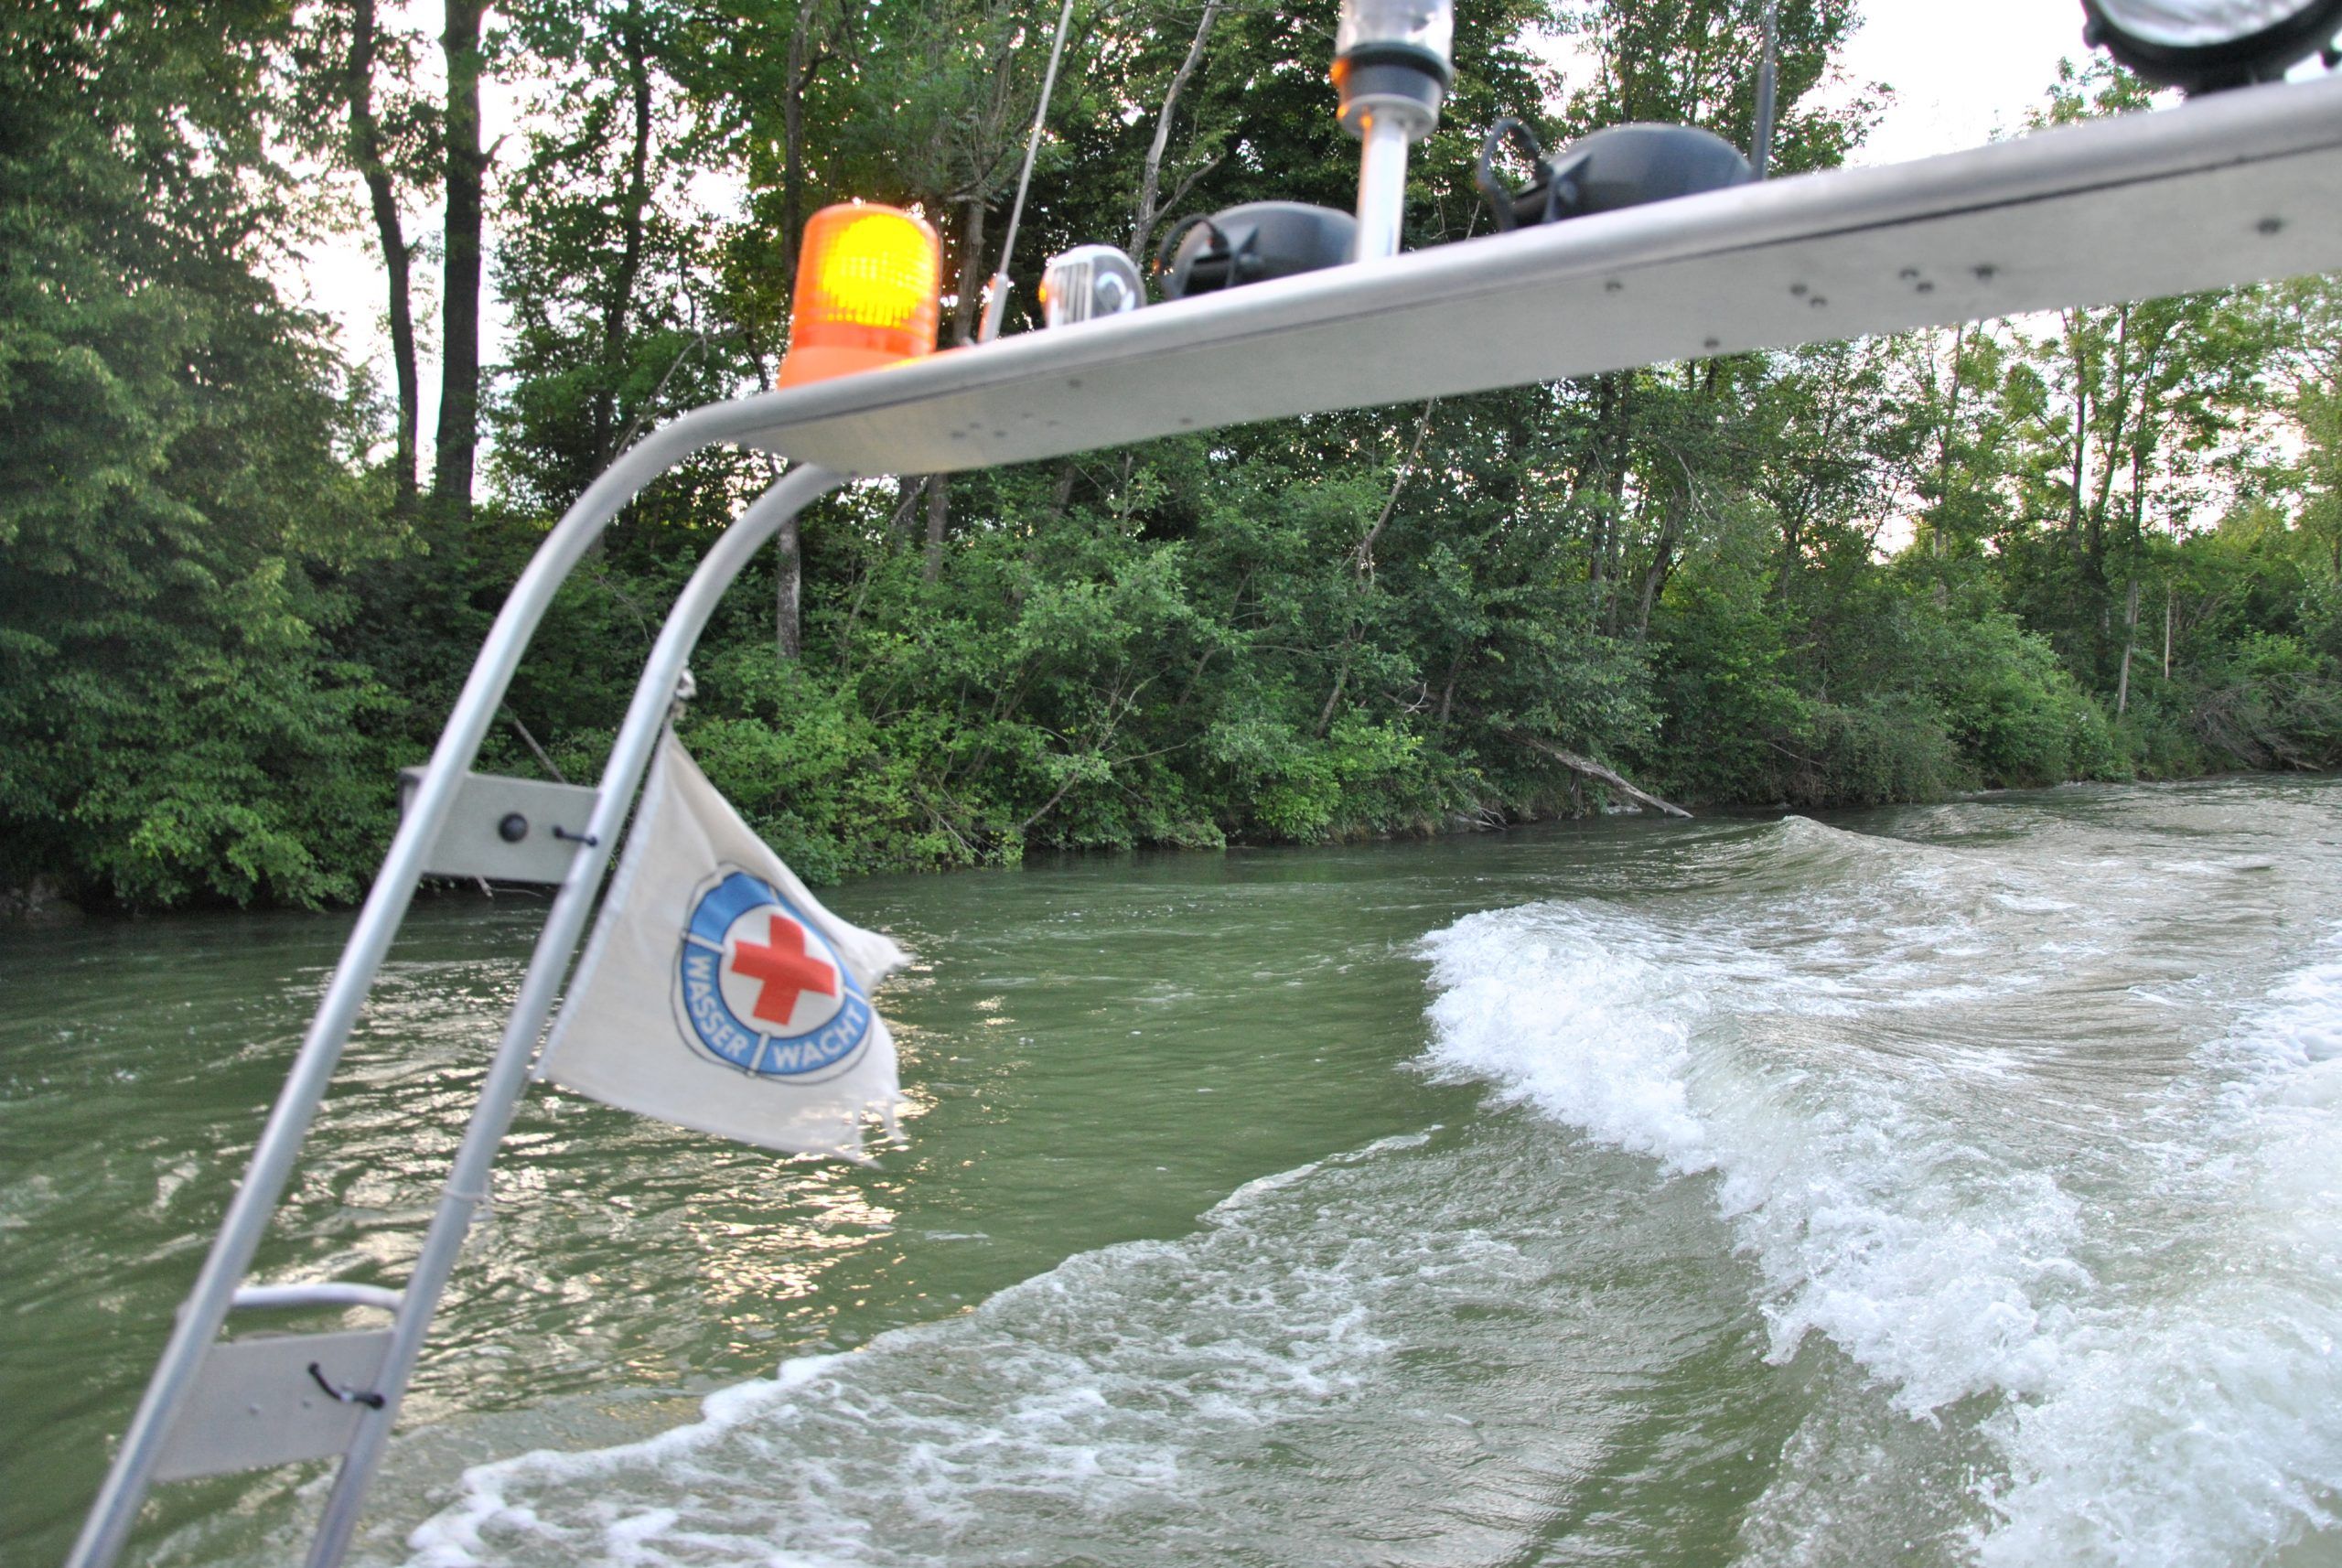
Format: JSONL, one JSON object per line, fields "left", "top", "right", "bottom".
{"left": 304, "top": 466, "right": 847, "bottom": 1568}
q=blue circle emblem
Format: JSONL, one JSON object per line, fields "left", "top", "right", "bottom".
{"left": 673, "top": 869, "right": 874, "bottom": 1080}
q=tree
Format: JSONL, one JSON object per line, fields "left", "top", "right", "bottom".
{"left": 434, "top": 0, "right": 493, "bottom": 522}
{"left": 289, "top": 0, "right": 437, "bottom": 511}
{"left": 0, "top": 3, "right": 408, "bottom": 907}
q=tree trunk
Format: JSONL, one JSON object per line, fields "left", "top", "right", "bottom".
{"left": 594, "top": 11, "right": 653, "bottom": 469}
{"left": 886, "top": 475, "right": 926, "bottom": 546}
{"left": 2086, "top": 306, "right": 2133, "bottom": 567}
{"left": 1434, "top": 644, "right": 1469, "bottom": 727}
{"left": 2065, "top": 312, "right": 2090, "bottom": 550}
{"left": 1509, "top": 733, "right": 1691, "bottom": 818}
{"left": 432, "top": 0, "right": 490, "bottom": 523}
{"left": 1354, "top": 399, "right": 1434, "bottom": 576}
{"left": 1929, "top": 321, "right": 1966, "bottom": 564}
{"left": 2115, "top": 575, "right": 2141, "bottom": 716}
{"left": 1314, "top": 657, "right": 1349, "bottom": 738}
{"left": 923, "top": 475, "right": 950, "bottom": 582}
{"left": 1130, "top": 0, "right": 1222, "bottom": 263}
{"left": 774, "top": 508, "right": 802, "bottom": 659}
{"left": 779, "top": 0, "right": 822, "bottom": 293}
{"left": 950, "top": 194, "right": 989, "bottom": 348}
{"left": 743, "top": 349, "right": 803, "bottom": 662}
{"left": 919, "top": 196, "right": 993, "bottom": 580}
{"left": 2163, "top": 584, "right": 2173, "bottom": 678}
{"left": 346, "top": 0, "right": 419, "bottom": 512}
{"left": 1588, "top": 373, "right": 1619, "bottom": 590}
{"left": 1635, "top": 536, "right": 1675, "bottom": 636}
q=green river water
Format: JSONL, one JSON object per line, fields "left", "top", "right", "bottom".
{"left": 4, "top": 779, "right": 2340, "bottom": 1567}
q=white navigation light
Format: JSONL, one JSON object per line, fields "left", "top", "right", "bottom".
{"left": 1333, "top": 0, "right": 1455, "bottom": 263}
{"left": 1332, "top": 0, "right": 1455, "bottom": 138}
{"left": 1039, "top": 245, "right": 1144, "bottom": 327}
{"left": 2083, "top": 0, "right": 2342, "bottom": 90}
{"left": 1333, "top": 0, "right": 1452, "bottom": 57}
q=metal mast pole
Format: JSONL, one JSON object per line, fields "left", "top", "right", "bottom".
{"left": 1352, "top": 112, "right": 1414, "bottom": 262}
{"left": 980, "top": 0, "right": 1080, "bottom": 341}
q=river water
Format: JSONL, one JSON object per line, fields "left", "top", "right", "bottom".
{"left": 4, "top": 779, "right": 2339, "bottom": 1568}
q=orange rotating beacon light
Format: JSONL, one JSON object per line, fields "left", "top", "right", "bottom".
{"left": 776, "top": 203, "right": 942, "bottom": 388}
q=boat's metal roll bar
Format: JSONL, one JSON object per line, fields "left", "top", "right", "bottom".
{"left": 65, "top": 454, "right": 843, "bottom": 1568}
{"left": 704, "top": 71, "right": 2342, "bottom": 478}
{"left": 304, "top": 466, "right": 847, "bottom": 1568}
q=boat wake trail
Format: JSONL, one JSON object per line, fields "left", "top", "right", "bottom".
{"left": 1418, "top": 811, "right": 2342, "bottom": 1567}
{"left": 382, "top": 790, "right": 2340, "bottom": 1568}
{"left": 403, "top": 1127, "right": 1756, "bottom": 1568}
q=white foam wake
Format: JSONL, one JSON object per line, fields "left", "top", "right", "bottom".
{"left": 400, "top": 1129, "right": 1673, "bottom": 1568}
{"left": 403, "top": 1208, "right": 1381, "bottom": 1567}
{"left": 1975, "top": 934, "right": 2342, "bottom": 1566}
{"left": 1416, "top": 817, "right": 2342, "bottom": 1567}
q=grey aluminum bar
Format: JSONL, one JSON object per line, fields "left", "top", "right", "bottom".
{"left": 63, "top": 409, "right": 779, "bottom": 1568}
{"left": 229, "top": 1283, "right": 403, "bottom": 1315}
{"left": 623, "top": 71, "right": 2342, "bottom": 478}
{"left": 302, "top": 466, "right": 847, "bottom": 1568}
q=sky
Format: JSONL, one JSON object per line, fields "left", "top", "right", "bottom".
{"left": 290, "top": 2, "right": 2133, "bottom": 443}
{"left": 1831, "top": 1, "right": 2098, "bottom": 166}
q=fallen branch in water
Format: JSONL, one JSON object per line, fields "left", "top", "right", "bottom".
{"left": 1509, "top": 734, "right": 1692, "bottom": 819}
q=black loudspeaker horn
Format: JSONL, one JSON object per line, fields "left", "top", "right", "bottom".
{"left": 1477, "top": 121, "right": 1753, "bottom": 233}
{"left": 1156, "top": 203, "right": 1359, "bottom": 300}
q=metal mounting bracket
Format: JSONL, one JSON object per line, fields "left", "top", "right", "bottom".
{"left": 151, "top": 1330, "right": 393, "bottom": 1482}
{"left": 396, "top": 769, "right": 601, "bottom": 884}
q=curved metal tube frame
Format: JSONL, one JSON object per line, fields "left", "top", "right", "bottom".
{"left": 229, "top": 1284, "right": 404, "bottom": 1316}
{"left": 66, "top": 434, "right": 844, "bottom": 1568}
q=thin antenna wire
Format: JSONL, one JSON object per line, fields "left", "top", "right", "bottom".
{"left": 1752, "top": 0, "right": 1779, "bottom": 179}
{"left": 979, "top": 0, "right": 1080, "bottom": 341}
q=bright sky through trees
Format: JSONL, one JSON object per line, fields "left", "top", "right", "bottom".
{"left": 295, "top": 0, "right": 2105, "bottom": 431}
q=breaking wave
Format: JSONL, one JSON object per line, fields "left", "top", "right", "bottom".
{"left": 1418, "top": 813, "right": 2342, "bottom": 1566}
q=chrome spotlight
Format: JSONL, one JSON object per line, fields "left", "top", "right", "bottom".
{"left": 1039, "top": 245, "right": 1144, "bottom": 328}
{"left": 2082, "top": 0, "right": 2342, "bottom": 91}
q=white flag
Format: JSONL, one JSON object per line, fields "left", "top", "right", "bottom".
{"left": 536, "top": 728, "right": 906, "bottom": 1160}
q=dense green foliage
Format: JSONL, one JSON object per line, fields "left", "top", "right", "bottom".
{"left": 0, "top": 6, "right": 405, "bottom": 907}
{"left": 4, "top": 1, "right": 2339, "bottom": 911}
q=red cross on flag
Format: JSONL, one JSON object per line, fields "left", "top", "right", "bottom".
{"left": 730, "top": 914, "right": 839, "bottom": 1027}
{"left": 535, "top": 729, "right": 908, "bottom": 1160}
